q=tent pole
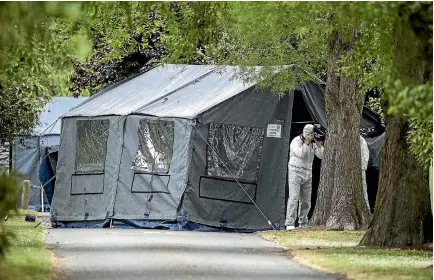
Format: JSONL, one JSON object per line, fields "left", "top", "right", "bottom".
{"left": 40, "top": 184, "right": 44, "bottom": 212}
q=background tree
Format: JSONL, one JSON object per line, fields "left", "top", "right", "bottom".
{"left": 69, "top": 2, "right": 163, "bottom": 96}
{"left": 68, "top": 2, "right": 211, "bottom": 96}
{"left": 0, "top": 2, "right": 91, "bottom": 139}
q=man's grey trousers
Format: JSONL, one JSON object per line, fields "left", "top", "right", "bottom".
{"left": 285, "top": 164, "right": 312, "bottom": 227}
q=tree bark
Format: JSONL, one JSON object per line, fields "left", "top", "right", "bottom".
{"left": 360, "top": 117, "right": 431, "bottom": 246}
{"left": 310, "top": 32, "right": 372, "bottom": 229}
{"left": 360, "top": 4, "right": 432, "bottom": 247}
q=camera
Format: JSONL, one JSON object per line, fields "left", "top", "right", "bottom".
{"left": 312, "top": 124, "right": 326, "bottom": 142}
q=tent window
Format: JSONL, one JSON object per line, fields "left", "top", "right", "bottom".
{"left": 75, "top": 120, "right": 109, "bottom": 172}
{"left": 132, "top": 120, "right": 174, "bottom": 174}
{"left": 207, "top": 123, "right": 264, "bottom": 182}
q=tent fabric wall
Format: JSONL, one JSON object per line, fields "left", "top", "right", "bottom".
{"left": 14, "top": 136, "right": 41, "bottom": 208}
{"left": 39, "top": 144, "right": 60, "bottom": 205}
{"left": 365, "top": 133, "right": 385, "bottom": 169}
{"left": 51, "top": 116, "right": 123, "bottom": 221}
{"left": 180, "top": 87, "right": 293, "bottom": 229}
{"left": 112, "top": 116, "right": 193, "bottom": 221}
{"left": 14, "top": 135, "right": 59, "bottom": 209}
{"left": 299, "top": 83, "right": 385, "bottom": 135}
{"left": 51, "top": 115, "right": 193, "bottom": 222}
{"left": 39, "top": 149, "right": 55, "bottom": 205}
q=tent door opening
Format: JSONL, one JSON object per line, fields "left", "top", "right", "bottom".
{"left": 287, "top": 90, "right": 321, "bottom": 222}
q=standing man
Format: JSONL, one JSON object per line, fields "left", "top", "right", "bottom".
{"left": 360, "top": 135, "right": 370, "bottom": 210}
{"left": 285, "top": 124, "right": 324, "bottom": 230}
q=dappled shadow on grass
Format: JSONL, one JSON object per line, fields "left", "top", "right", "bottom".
{"left": 260, "top": 230, "right": 433, "bottom": 280}
{"left": 295, "top": 248, "right": 432, "bottom": 280}
{"left": 259, "top": 229, "right": 365, "bottom": 249}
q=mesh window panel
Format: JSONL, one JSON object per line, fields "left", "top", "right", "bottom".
{"left": 132, "top": 120, "right": 174, "bottom": 174}
{"left": 207, "top": 123, "right": 264, "bottom": 182}
{"left": 75, "top": 120, "right": 110, "bottom": 172}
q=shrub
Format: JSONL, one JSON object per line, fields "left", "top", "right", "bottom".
{"left": 0, "top": 173, "right": 20, "bottom": 259}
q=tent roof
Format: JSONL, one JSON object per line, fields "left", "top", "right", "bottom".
{"left": 35, "top": 97, "right": 88, "bottom": 135}
{"left": 64, "top": 64, "right": 261, "bottom": 118}
{"left": 62, "top": 64, "right": 383, "bottom": 136}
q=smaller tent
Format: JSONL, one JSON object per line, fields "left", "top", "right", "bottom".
{"left": 14, "top": 97, "right": 88, "bottom": 211}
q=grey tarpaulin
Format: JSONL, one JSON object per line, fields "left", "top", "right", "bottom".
{"left": 13, "top": 97, "right": 87, "bottom": 210}
{"left": 298, "top": 83, "right": 385, "bottom": 165}
{"left": 299, "top": 83, "right": 385, "bottom": 135}
{"left": 50, "top": 64, "right": 384, "bottom": 230}
{"left": 365, "top": 133, "right": 385, "bottom": 169}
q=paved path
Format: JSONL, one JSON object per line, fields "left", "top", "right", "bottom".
{"left": 46, "top": 229, "right": 336, "bottom": 280}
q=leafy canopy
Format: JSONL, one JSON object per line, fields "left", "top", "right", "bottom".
{"left": 0, "top": 2, "right": 91, "bottom": 139}
{"left": 161, "top": 1, "right": 432, "bottom": 167}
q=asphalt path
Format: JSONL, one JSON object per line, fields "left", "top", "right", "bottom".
{"left": 46, "top": 228, "right": 336, "bottom": 280}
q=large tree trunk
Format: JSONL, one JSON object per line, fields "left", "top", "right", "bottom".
{"left": 360, "top": 117, "right": 431, "bottom": 246}
{"left": 310, "top": 32, "right": 372, "bottom": 230}
{"left": 360, "top": 4, "right": 432, "bottom": 247}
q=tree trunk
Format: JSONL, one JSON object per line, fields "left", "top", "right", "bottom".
{"left": 311, "top": 32, "right": 372, "bottom": 230}
{"left": 360, "top": 4, "right": 432, "bottom": 247}
{"left": 360, "top": 117, "right": 431, "bottom": 246}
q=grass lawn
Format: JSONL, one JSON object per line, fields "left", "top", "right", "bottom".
{"left": 0, "top": 210, "right": 52, "bottom": 280}
{"left": 259, "top": 229, "right": 433, "bottom": 280}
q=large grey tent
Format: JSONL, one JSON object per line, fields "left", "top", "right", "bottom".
{"left": 51, "top": 64, "right": 384, "bottom": 230}
{"left": 14, "top": 97, "right": 87, "bottom": 211}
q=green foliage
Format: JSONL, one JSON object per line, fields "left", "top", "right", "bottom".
{"left": 0, "top": 173, "right": 20, "bottom": 259}
{"left": 162, "top": 1, "right": 432, "bottom": 167}
{"left": 367, "top": 96, "right": 384, "bottom": 118}
{"left": 69, "top": 2, "right": 165, "bottom": 95}
{"left": 81, "top": 2, "right": 156, "bottom": 62}
{"left": 385, "top": 80, "right": 432, "bottom": 169}
{"left": 161, "top": 2, "right": 399, "bottom": 95}
{"left": 69, "top": 2, "right": 227, "bottom": 95}
{"left": 386, "top": 81, "right": 433, "bottom": 122}
{"left": 162, "top": 1, "right": 332, "bottom": 92}
{"left": 0, "top": 2, "right": 91, "bottom": 139}
{"left": 407, "top": 118, "right": 433, "bottom": 169}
